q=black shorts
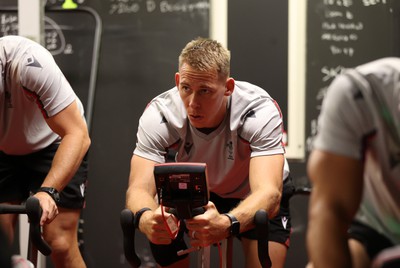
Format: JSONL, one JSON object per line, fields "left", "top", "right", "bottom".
{"left": 348, "top": 220, "right": 394, "bottom": 260}
{"left": 0, "top": 144, "right": 88, "bottom": 209}
{"left": 149, "top": 175, "right": 295, "bottom": 266}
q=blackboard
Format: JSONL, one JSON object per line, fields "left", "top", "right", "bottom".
{"left": 0, "top": 6, "right": 101, "bottom": 130}
{"left": 228, "top": 0, "right": 308, "bottom": 161}
{"left": 305, "top": 0, "right": 400, "bottom": 151}
{"left": 1, "top": 0, "right": 210, "bottom": 267}
{"left": 228, "top": 0, "right": 288, "bottom": 142}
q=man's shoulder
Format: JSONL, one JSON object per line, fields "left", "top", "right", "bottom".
{"left": 357, "top": 57, "right": 400, "bottom": 73}
{"left": 142, "top": 87, "right": 186, "bottom": 127}
{"left": 146, "top": 87, "right": 183, "bottom": 114}
{"left": 234, "top": 81, "right": 269, "bottom": 94}
{"left": 231, "top": 81, "right": 275, "bottom": 114}
{"left": 150, "top": 87, "right": 179, "bottom": 104}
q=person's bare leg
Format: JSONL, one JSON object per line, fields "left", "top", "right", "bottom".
{"left": 268, "top": 241, "right": 288, "bottom": 268}
{"left": 43, "top": 208, "right": 86, "bottom": 268}
{"left": 348, "top": 239, "right": 370, "bottom": 268}
{"left": 0, "top": 202, "right": 19, "bottom": 243}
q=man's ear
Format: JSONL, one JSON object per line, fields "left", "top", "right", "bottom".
{"left": 225, "top": 78, "right": 235, "bottom": 96}
{"left": 175, "top": 72, "right": 180, "bottom": 87}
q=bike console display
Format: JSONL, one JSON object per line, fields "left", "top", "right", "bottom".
{"left": 154, "top": 162, "right": 209, "bottom": 219}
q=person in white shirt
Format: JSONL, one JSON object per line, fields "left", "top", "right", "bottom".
{"left": 126, "top": 37, "right": 294, "bottom": 268}
{"left": 0, "top": 35, "right": 90, "bottom": 268}
{"left": 307, "top": 58, "right": 400, "bottom": 268}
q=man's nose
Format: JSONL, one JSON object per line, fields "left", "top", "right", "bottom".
{"left": 188, "top": 93, "right": 201, "bottom": 108}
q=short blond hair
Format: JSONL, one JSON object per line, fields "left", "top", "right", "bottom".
{"left": 178, "top": 37, "right": 230, "bottom": 79}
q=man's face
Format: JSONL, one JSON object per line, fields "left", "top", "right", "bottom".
{"left": 175, "top": 63, "right": 233, "bottom": 129}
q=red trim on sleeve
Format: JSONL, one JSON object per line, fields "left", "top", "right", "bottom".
{"left": 21, "top": 85, "right": 49, "bottom": 118}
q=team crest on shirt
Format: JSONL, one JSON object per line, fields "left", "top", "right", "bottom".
{"left": 226, "top": 141, "right": 234, "bottom": 160}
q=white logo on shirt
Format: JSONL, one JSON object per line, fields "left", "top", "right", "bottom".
{"left": 80, "top": 183, "right": 85, "bottom": 197}
{"left": 26, "top": 55, "right": 42, "bottom": 68}
{"left": 281, "top": 216, "right": 288, "bottom": 229}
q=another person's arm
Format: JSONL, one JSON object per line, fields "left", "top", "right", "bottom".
{"left": 35, "top": 100, "right": 90, "bottom": 225}
{"left": 306, "top": 150, "right": 363, "bottom": 268}
{"left": 307, "top": 72, "right": 369, "bottom": 267}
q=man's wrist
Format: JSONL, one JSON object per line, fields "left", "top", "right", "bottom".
{"left": 37, "top": 187, "right": 60, "bottom": 202}
{"left": 134, "top": 208, "right": 152, "bottom": 229}
{"left": 223, "top": 213, "right": 240, "bottom": 236}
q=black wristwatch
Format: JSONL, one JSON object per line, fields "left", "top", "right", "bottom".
{"left": 134, "top": 207, "right": 152, "bottom": 229}
{"left": 37, "top": 187, "right": 61, "bottom": 202}
{"left": 223, "top": 213, "right": 240, "bottom": 236}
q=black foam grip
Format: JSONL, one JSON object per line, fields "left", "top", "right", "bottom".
{"left": 25, "top": 197, "right": 52, "bottom": 256}
{"left": 191, "top": 207, "right": 205, "bottom": 217}
{"left": 254, "top": 209, "right": 272, "bottom": 268}
{"left": 120, "top": 209, "right": 141, "bottom": 268}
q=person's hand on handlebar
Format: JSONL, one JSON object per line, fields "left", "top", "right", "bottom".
{"left": 139, "top": 206, "right": 179, "bottom": 245}
{"left": 185, "top": 201, "right": 231, "bottom": 247}
{"left": 34, "top": 192, "right": 59, "bottom": 226}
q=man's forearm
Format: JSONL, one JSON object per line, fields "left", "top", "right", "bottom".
{"left": 230, "top": 188, "right": 281, "bottom": 232}
{"left": 42, "top": 132, "right": 90, "bottom": 191}
{"left": 126, "top": 187, "right": 159, "bottom": 213}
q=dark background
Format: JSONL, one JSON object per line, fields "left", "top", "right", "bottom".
{"left": 1, "top": 0, "right": 400, "bottom": 267}
{"left": 305, "top": 0, "right": 400, "bottom": 150}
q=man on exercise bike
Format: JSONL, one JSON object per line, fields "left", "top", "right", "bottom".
{"left": 126, "top": 37, "right": 294, "bottom": 268}
{"left": 0, "top": 35, "right": 90, "bottom": 268}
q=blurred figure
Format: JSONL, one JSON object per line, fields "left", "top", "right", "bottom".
{"left": 307, "top": 58, "right": 400, "bottom": 268}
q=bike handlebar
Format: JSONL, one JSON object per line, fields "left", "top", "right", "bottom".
{"left": 255, "top": 209, "right": 272, "bottom": 268}
{"left": 120, "top": 209, "right": 141, "bottom": 267}
{"left": 120, "top": 208, "right": 271, "bottom": 268}
{"left": 0, "top": 196, "right": 52, "bottom": 256}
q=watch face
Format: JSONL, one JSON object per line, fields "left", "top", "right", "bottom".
{"left": 53, "top": 192, "right": 61, "bottom": 202}
{"left": 231, "top": 221, "right": 240, "bottom": 236}
{"left": 224, "top": 213, "right": 240, "bottom": 236}
{"left": 39, "top": 187, "right": 60, "bottom": 202}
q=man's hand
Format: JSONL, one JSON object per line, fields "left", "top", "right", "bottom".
{"left": 139, "top": 206, "right": 179, "bottom": 245}
{"left": 185, "top": 201, "right": 230, "bottom": 247}
{"left": 34, "top": 192, "right": 59, "bottom": 225}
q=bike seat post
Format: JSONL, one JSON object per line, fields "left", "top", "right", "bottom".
{"left": 197, "top": 245, "right": 210, "bottom": 268}
{"left": 221, "top": 237, "right": 233, "bottom": 268}
{"left": 197, "top": 237, "right": 233, "bottom": 268}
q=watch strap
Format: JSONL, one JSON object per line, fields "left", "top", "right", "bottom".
{"left": 37, "top": 187, "right": 60, "bottom": 202}
{"left": 223, "top": 213, "right": 240, "bottom": 236}
{"left": 134, "top": 208, "right": 152, "bottom": 229}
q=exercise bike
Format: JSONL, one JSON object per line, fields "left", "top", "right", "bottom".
{"left": 0, "top": 196, "right": 52, "bottom": 267}
{"left": 121, "top": 163, "right": 272, "bottom": 268}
